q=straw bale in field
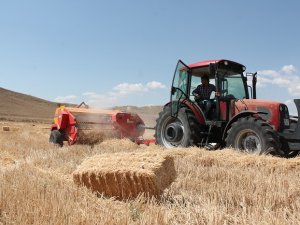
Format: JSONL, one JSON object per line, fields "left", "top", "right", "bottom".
{"left": 2, "top": 126, "right": 10, "bottom": 131}
{"left": 73, "top": 151, "right": 176, "bottom": 199}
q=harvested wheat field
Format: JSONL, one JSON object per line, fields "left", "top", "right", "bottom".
{"left": 1, "top": 121, "right": 300, "bottom": 224}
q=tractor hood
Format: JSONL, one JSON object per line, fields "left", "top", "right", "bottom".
{"left": 234, "top": 99, "right": 289, "bottom": 131}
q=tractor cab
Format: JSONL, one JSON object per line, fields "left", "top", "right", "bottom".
{"left": 170, "top": 59, "right": 253, "bottom": 123}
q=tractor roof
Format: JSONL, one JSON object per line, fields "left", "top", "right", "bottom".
{"left": 188, "top": 59, "right": 245, "bottom": 69}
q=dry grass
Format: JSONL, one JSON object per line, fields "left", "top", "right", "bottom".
{"left": 76, "top": 130, "right": 108, "bottom": 145}
{"left": 1, "top": 121, "right": 300, "bottom": 224}
{"left": 73, "top": 151, "right": 176, "bottom": 199}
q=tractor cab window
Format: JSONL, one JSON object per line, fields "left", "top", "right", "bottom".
{"left": 174, "top": 70, "right": 188, "bottom": 96}
{"left": 171, "top": 60, "right": 190, "bottom": 116}
{"left": 171, "top": 61, "right": 189, "bottom": 101}
{"left": 220, "top": 74, "right": 247, "bottom": 99}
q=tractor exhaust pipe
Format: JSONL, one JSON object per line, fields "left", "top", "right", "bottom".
{"left": 252, "top": 72, "right": 257, "bottom": 99}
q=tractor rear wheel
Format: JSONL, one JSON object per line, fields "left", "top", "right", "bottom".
{"left": 155, "top": 106, "right": 201, "bottom": 148}
{"left": 49, "top": 130, "right": 64, "bottom": 147}
{"left": 225, "top": 116, "right": 280, "bottom": 155}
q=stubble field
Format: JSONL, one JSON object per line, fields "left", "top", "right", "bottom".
{"left": 1, "top": 121, "right": 300, "bottom": 225}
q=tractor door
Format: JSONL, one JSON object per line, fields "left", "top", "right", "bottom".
{"left": 170, "top": 60, "right": 190, "bottom": 116}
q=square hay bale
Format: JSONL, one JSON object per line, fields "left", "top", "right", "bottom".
{"left": 73, "top": 151, "right": 176, "bottom": 199}
{"left": 2, "top": 126, "right": 10, "bottom": 131}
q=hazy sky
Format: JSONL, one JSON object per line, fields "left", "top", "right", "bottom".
{"left": 1, "top": 0, "right": 300, "bottom": 113}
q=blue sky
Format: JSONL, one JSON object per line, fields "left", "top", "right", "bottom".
{"left": 1, "top": 0, "right": 300, "bottom": 113}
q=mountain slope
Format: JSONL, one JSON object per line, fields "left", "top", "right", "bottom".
{"left": 0, "top": 87, "right": 163, "bottom": 124}
{"left": 0, "top": 87, "right": 57, "bottom": 123}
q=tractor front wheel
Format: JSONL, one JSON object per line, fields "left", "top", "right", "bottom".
{"left": 49, "top": 129, "right": 64, "bottom": 147}
{"left": 225, "top": 117, "right": 279, "bottom": 155}
{"left": 155, "top": 106, "right": 201, "bottom": 148}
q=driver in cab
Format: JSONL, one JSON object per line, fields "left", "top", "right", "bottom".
{"left": 192, "top": 75, "right": 216, "bottom": 101}
{"left": 192, "top": 75, "right": 217, "bottom": 118}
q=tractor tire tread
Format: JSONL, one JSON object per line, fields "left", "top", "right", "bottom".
{"left": 225, "top": 116, "right": 280, "bottom": 154}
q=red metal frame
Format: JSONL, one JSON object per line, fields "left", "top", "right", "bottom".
{"left": 188, "top": 59, "right": 245, "bottom": 69}
{"left": 181, "top": 99, "right": 206, "bottom": 125}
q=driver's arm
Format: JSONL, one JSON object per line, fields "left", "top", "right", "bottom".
{"left": 212, "top": 85, "right": 220, "bottom": 97}
{"left": 192, "top": 86, "right": 200, "bottom": 97}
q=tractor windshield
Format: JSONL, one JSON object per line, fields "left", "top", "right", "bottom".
{"left": 219, "top": 72, "right": 248, "bottom": 99}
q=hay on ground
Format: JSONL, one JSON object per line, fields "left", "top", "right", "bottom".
{"left": 73, "top": 151, "right": 176, "bottom": 199}
{"left": 76, "top": 130, "right": 115, "bottom": 145}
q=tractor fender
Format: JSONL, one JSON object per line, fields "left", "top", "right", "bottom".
{"left": 164, "top": 100, "right": 206, "bottom": 125}
{"left": 222, "top": 110, "right": 266, "bottom": 140}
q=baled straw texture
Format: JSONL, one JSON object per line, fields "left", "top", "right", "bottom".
{"left": 73, "top": 151, "right": 176, "bottom": 199}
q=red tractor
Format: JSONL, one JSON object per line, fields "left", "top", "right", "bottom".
{"left": 155, "top": 59, "right": 300, "bottom": 157}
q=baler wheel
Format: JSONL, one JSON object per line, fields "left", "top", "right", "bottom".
{"left": 49, "top": 130, "right": 64, "bottom": 147}
{"left": 155, "top": 106, "right": 201, "bottom": 148}
{"left": 225, "top": 116, "right": 280, "bottom": 155}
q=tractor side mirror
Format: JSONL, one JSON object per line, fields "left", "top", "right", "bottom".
{"left": 209, "top": 63, "right": 216, "bottom": 77}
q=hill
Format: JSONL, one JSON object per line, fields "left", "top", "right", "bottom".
{"left": 0, "top": 87, "right": 58, "bottom": 123}
{"left": 0, "top": 87, "right": 163, "bottom": 125}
